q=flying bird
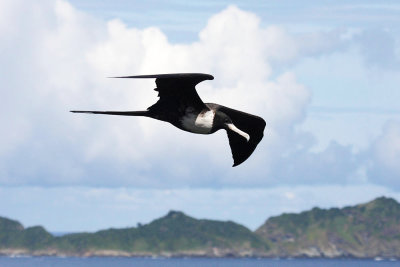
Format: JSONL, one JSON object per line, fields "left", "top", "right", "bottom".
{"left": 71, "top": 73, "right": 266, "bottom": 166}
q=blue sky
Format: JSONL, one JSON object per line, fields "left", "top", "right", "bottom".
{"left": 0, "top": 0, "right": 400, "bottom": 232}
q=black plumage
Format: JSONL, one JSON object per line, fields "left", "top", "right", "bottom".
{"left": 71, "top": 73, "right": 266, "bottom": 166}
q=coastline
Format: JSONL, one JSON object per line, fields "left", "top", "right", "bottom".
{"left": 1, "top": 197, "right": 400, "bottom": 260}
{"left": 0, "top": 248, "right": 399, "bottom": 260}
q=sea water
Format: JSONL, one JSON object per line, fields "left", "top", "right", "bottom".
{"left": 0, "top": 257, "right": 398, "bottom": 267}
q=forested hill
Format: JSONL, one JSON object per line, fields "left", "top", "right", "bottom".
{"left": 0, "top": 211, "right": 267, "bottom": 257}
{"left": 1, "top": 197, "right": 400, "bottom": 258}
{"left": 256, "top": 196, "right": 400, "bottom": 258}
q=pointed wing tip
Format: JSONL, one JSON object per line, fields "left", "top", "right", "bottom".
{"left": 232, "top": 159, "right": 245, "bottom": 167}
{"left": 227, "top": 132, "right": 263, "bottom": 168}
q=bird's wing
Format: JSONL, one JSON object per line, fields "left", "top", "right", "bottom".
{"left": 218, "top": 105, "right": 266, "bottom": 166}
{"left": 113, "top": 73, "right": 214, "bottom": 112}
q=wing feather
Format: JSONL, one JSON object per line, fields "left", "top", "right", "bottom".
{"left": 218, "top": 105, "right": 266, "bottom": 166}
{"left": 111, "top": 73, "right": 214, "bottom": 81}
{"left": 113, "top": 73, "right": 213, "bottom": 114}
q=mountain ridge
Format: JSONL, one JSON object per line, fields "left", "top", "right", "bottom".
{"left": 256, "top": 196, "right": 400, "bottom": 258}
{"left": 1, "top": 196, "right": 399, "bottom": 258}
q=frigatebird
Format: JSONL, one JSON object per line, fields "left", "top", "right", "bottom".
{"left": 71, "top": 73, "right": 266, "bottom": 166}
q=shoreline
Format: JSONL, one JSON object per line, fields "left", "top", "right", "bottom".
{"left": 0, "top": 249, "right": 398, "bottom": 261}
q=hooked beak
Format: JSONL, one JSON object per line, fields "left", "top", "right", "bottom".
{"left": 226, "top": 123, "right": 250, "bottom": 142}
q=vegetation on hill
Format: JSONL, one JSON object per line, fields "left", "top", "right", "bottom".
{"left": 1, "top": 197, "right": 399, "bottom": 258}
{"left": 0, "top": 211, "right": 267, "bottom": 257}
{"left": 0, "top": 216, "right": 53, "bottom": 250}
{"left": 256, "top": 196, "right": 400, "bottom": 257}
{"left": 55, "top": 211, "right": 267, "bottom": 256}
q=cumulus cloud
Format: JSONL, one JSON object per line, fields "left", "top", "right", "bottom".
{"left": 367, "top": 121, "right": 400, "bottom": 187}
{"left": 0, "top": 0, "right": 398, "bottom": 189}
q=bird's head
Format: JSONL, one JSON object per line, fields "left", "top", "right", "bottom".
{"left": 214, "top": 111, "right": 250, "bottom": 142}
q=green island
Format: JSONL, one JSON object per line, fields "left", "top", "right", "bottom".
{"left": 1, "top": 196, "right": 399, "bottom": 258}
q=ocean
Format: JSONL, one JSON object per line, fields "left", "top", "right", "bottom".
{"left": 0, "top": 257, "right": 398, "bottom": 267}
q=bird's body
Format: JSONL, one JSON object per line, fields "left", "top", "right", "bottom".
{"left": 72, "top": 73, "right": 266, "bottom": 166}
{"left": 180, "top": 107, "right": 215, "bottom": 134}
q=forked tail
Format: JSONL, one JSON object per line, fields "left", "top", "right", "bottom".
{"left": 70, "top": 110, "right": 149, "bottom": 116}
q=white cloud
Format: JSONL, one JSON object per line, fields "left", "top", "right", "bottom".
{"left": 0, "top": 0, "right": 399, "bottom": 190}
{"left": 2, "top": 0, "right": 400, "bottom": 233}
{"left": 368, "top": 121, "right": 400, "bottom": 187}
{"left": 0, "top": 1, "right": 311, "bottom": 186}
{"left": 374, "top": 121, "right": 400, "bottom": 170}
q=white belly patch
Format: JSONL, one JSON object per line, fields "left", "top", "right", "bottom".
{"left": 181, "top": 110, "right": 215, "bottom": 134}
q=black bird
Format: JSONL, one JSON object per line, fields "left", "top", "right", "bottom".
{"left": 71, "top": 73, "right": 266, "bottom": 166}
